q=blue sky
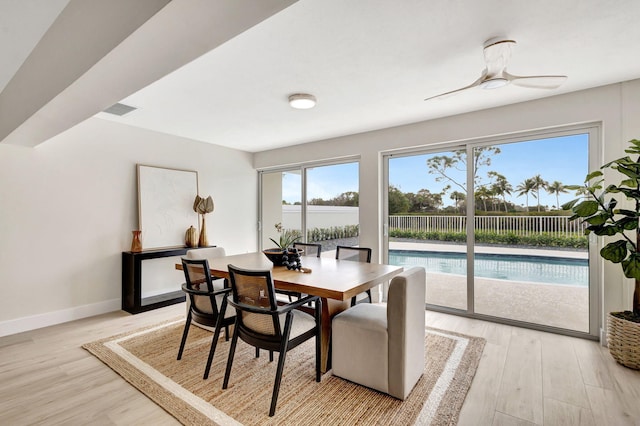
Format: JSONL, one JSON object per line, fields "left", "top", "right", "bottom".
{"left": 283, "top": 133, "right": 589, "bottom": 209}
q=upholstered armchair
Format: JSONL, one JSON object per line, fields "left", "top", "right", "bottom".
{"left": 331, "top": 267, "right": 426, "bottom": 400}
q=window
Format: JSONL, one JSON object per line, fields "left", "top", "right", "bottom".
{"left": 260, "top": 160, "right": 359, "bottom": 257}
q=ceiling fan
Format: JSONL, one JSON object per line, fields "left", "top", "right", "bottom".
{"left": 424, "top": 38, "right": 567, "bottom": 101}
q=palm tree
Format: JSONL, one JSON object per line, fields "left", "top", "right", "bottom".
{"left": 531, "top": 174, "right": 549, "bottom": 212}
{"left": 516, "top": 178, "right": 536, "bottom": 212}
{"left": 488, "top": 171, "right": 513, "bottom": 212}
{"left": 450, "top": 191, "right": 465, "bottom": 213}
{"left": 547, "top": 180, "right": 568, "bottom": 209}
{"left": 475, "top": 186, "right": 493, "bottom": 211}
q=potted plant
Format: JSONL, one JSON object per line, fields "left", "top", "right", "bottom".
{"left": 263, "top": 223, "right": 302, "bottom": 265}
{"left": 563, "top": 138, "right": 640, "bottom": 369}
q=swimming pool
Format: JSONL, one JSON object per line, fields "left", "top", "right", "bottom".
{"left": 389, "top": 250, "right": 588, "bottom": 286}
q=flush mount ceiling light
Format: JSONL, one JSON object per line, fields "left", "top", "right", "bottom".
{"left": 479, "top": 77, "right": 509, "bottom": 90}
{"left": 288, "top": 93, "right": 316, "bottom": 109}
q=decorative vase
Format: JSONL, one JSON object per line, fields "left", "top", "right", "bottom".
{"left": 198, "top": 216, "right": 208, "bottom": 247}
{"left": 185, "top": 226, "right": 198, "bottom": 247}
{"left": 262, "top": 248, "right": 303, "bottom": 266}
{"left": 262, "top": 248, "right": 287, "bottom": 265}
{"left": 130, "top": 230, "right": 142, "bottom": 252}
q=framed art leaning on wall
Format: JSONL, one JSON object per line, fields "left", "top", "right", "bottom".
{"left": 137, "top": 164, "right": 199, "bottom": 249}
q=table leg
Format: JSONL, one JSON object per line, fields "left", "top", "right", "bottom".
{"left": 320, "top": 298, "right": 351, "bottom": 373}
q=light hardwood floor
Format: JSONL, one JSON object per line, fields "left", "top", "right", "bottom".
{"left": 1, "top": 304, "right": 639, "bottom": 425}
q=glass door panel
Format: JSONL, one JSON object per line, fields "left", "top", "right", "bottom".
{"left": 260, "top": 170, "right": 301, "bottom": 249}
{"left": 472, "top": 135, "right": 590, "bottom": 332}
{"left": 387, "top": 150, "right": 468, "bottom": 311}
{"left": 305, "top": 162, "right": 359, "bottom": 256}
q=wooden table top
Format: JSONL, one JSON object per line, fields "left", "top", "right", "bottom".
{"left": 177, "top": 251, "right": 403, "bottom": 301}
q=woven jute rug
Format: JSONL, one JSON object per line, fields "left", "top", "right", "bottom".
{"left": 83, "top": 319, "right": 485, "bottom": 425}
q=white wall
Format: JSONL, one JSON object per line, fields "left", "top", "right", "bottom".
{"left": 255, "top": 79, "right": 640, "bottom": 335}
{"left": 282, "top": 205, "right": 359, "bottom": 229}
{"left": 0, "top": 118, "right": 257, "bottom": 336}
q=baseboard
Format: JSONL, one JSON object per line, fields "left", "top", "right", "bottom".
{"left": 600, "top": 327, "right": 608, "bottom": 347}
{"left": 0, "top": 298, "right": 121, "bottom": 338}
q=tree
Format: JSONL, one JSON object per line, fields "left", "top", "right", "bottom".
{"left": 426, "top": 146, "right": 501, "bottom": 195}
{"left": 332, "top": 191, "right": 359, "bottom": 206}
{"left": 547, "top": 181, "right": 568, "bottom": 210}
{"left": 388, "top": 185, "right": 410, "bottom": 214}
{"left": 488, "top": 171, "right": 513, "bottom": 212}
{"left": 474, "top": 186, "right": 494, "bottom": 211}
{"left": 308, "top": 197, "right": 328, "bottom": 205}
{"left": 516, "top": 178, "right": 537, "bottom": 212}
{"left": 405, "top": 188, "right": 443, "bottom": 212}
{"left": 308, "top": 191, "right": 359, "bottom": 206}
{"left": 531, "top": 174, "right": 549, "bottom": 212}
{"left": 450, "top": 191, "right": 466, "bottom": 213}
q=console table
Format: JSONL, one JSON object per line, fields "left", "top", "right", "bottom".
{"left": 122, "top": 246, "right": 211, "bottom": 314}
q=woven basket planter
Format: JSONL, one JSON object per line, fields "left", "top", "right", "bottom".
{"left": 607, "top": 312, "right": 640, "bottom": 370}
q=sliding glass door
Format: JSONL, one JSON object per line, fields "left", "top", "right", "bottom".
{"left": 471, "top": 135, "right": 590, "bottom": 332}
{"left": 387, "top": 148, "right": 468, "bottom": 311}
{"left": 260, "top": 160, "right": 359, "bottom": 258}
{"left": 384, "top": 126, "right": 599, "bottom": 337}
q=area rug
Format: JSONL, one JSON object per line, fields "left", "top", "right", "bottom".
{"left": 83, "top": 319, "right": 485, "bottom": 425}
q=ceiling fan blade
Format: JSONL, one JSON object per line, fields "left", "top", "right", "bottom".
{"left": 424, "top": 75, "right": 485, "bottom": 101}
{"left": 506, "top": 72, "right": 567, "bottom": 89}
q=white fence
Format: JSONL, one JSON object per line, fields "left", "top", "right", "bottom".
{"left": 389, "top": 215, "right": 587, "bottom": 238}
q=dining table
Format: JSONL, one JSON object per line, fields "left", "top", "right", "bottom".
{"left": 176, "top": 251, "right": 403, "bottom": 373}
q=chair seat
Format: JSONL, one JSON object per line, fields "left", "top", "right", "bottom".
{"left": 243, "top": 309, "right": 316, "bottom": 339}
{"left": 192, "top": 279, "right": 234, "bottom": 319}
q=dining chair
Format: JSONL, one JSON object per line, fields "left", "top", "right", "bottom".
{"left": 223, "top": 264, "right": 322, "bottom": 417}
{"left": 288, "top": 242, "right": 323, "bottom": 304}
{"left": 332, "top": 267, "right": 426, "bottom": 400}
{"left": 179, "top": 257, "right": 236, "bottom": 380}
{"left": 185, "top": 247, "right": 229, "bottom": 331}
{"left": 335, "top": 245, "right": 373, "bottom": 306}
{"left": 293, "top": 242, "right": 322, "bottom": 258}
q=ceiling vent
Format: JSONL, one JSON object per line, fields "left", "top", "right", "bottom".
{"left": 103, "top": 102, "right": 137, "bottom": 116}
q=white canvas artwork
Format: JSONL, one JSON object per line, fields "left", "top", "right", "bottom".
{"left": 137, "top": 165, "right": 199, "bottom": 249}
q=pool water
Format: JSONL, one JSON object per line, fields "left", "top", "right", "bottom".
{"left": 389, "top": 250, "right": 588, "bottom": 287}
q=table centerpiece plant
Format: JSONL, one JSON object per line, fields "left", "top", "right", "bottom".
{"left": 563, "top": 138, "right": 640, "bottom": 369}
{"left": 262, "top": 222, "right": 302, "bottom": 266}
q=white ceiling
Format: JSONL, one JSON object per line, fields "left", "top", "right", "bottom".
{"left": 4, "top": 0, "right": 640, "bottom": 152}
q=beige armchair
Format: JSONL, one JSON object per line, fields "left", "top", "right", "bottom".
{"left": 331, "top": 267, "right": 426, "bottom": 400}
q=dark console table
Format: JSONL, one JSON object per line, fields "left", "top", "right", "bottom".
{"left": 122, "top": 246, "right": 210, "bottom": 314}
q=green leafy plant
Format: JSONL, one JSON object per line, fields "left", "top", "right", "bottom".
{"left": 269, "top": 222, "right": 301, "bottom": 250}
{"left": 563, "top": 138, "right": 640, "bottom": 319}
